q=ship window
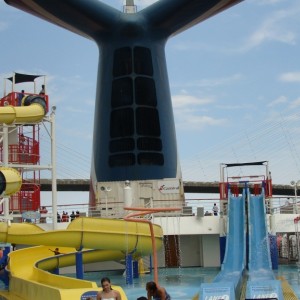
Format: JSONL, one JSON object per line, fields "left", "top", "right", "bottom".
{"left": 134, "top": 47, "right": 153, "bottom": 76}
{"left": 135, "top": 77, "right": 157, "bottom": 106}
{"left": 113, "top": 47, "right": 132, "bottom": 77}
{"left": 109, "top": 153, "right": 135, "bottom": 166}
{"left": 110, "top": 138, "right": 135, "bottom": 153}
{"left": 136, "top": 107, "right": 160, "bottom": 136}
{"left": 111, "top": 77, "right": 133, "bottom": 108}
{"left": 137, "top": 137, "right": 162, "bottom": 151}
{"left": 110, "top": 108, "right": 134, "bottom": 138}
{"left": 138, "top": 153, "right": 164, "bottom": 165}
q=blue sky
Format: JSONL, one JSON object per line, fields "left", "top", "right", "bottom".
{"left": 1, "top": 0, "right": 300, "bottom": 188}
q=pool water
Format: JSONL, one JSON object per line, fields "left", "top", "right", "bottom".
{"left": 0, "top": 266, "right": 299, "bottom": 299}
{"left": 82, "top": 267, "right": 218, "bottom": 299}
{"left": 81, "top": 265, "right": 300, "bottom": 299}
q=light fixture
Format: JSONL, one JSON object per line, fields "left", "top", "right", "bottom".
{"left": 100, "top": 186, "right": 111, "bottom": 192}
{"left": 100, "top": 186, "right": 112, "bottom": 216}
{"left": 291, "top": 180, "right": 300, "bottom": 186}
{"left": 291, "top": 180, "right": 299, "bottom": 214}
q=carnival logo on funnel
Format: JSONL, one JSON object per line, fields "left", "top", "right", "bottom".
{"left": 158, "top": 180, "right": 180, "bottom": 194}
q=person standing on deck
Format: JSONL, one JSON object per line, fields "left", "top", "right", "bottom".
{"left": 212, "top": 203, "right": 219, "bottom": 216}
{"left": 39, "top": 84, "right": 45, "bottom": 95}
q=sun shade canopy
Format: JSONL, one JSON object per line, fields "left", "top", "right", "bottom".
{"left": 7, "top": 72, "right": 44, "bottom": 84}
{"left": 224, "top": 161, "right": 268, "bottom": 168}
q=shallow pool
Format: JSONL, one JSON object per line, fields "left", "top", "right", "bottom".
{"left": 1, "top": 266, "right": 299, "bottom": 299}
{"left": 81, "top": 265, "right": 300, "bottom": 299}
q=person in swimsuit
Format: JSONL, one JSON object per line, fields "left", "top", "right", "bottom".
{"left": 49, "top": 248, "right": 61, "bottom": 255}
{"left": 146, "top": 281, "right": 171, "bottom": 300}
{"left": 97, "top": 277, "right": 121, "bottom": 300}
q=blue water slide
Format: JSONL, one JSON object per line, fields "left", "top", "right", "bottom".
{"left": 246, "top": 189, "right": 283, "bottom": 300}
{"left": 200, "top": 190, "right": 246, "bottom": 299}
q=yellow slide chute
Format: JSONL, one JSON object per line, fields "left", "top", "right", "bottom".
{"left": 0, "top": 95, "right": 47, "bottom": 124}
{"left": 0, "top": 167, "right": 22, "bottom": 196}
{"left": 0, "top": 95, "right": 47, "bottom": 197}
{"left": 0, "top": 217, "right": 163, "bottom": 300}
{"left": 0, "top": 217, "right": 163, "bottom": 253}
{"left": 0, "top": 104, "right": 45, "bottom": 124}
{"left": 7, "top": 246, "right": 127, "bottom": 300}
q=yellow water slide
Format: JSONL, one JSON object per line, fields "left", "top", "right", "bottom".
{"left": 0, "top": 167, "right": 22, "bottom": 196}
{"left": 0, "top": 96, "right": 161, "bottom": 299}
{"left": 0, "top": 217, "right": 163, "bottom": 300}
{"left": 0, "top": 95, "right": 47, "bottom": 124}
{"left": 0, "top": 95, "right": 47, "bottom": 195}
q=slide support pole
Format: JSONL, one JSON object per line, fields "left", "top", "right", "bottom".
{"left": 133, "top": 260, "right": 139, "bottom": 278}
{"left": 125, "top": 254, "right": 133, "bottom": 284}
{"left": 76, "top": 249, "right": 84, "bottom": 279}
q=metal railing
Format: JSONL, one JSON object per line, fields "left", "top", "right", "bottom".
{"left": 1, "top": 195, "right": 299, "bottom": 224}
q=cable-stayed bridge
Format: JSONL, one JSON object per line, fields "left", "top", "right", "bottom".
{"left": 40, "top": 179, "right": 296, "bottom": 196}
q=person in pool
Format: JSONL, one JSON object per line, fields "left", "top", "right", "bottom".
{"left": 97, "top": 277, "right": 121, "bottom": 300}
{"left": 146, "top": 281, "right": 171, "bottom": 300}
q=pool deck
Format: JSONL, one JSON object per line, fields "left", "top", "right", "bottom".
{"left": 238, "top": 277, "right": 298, "bottom": 300}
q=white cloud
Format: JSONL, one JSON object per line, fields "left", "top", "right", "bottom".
{"left": 186, "top": 115, "right": 226, "bottom": 127}
{"left": 267, "top": 95, "right": 288, "bottom": 107}
{"left": 279, "top": 72, "right": 300, "bottom": 82}
{"left": 238, "top": 4, "right": 300, "bottom": 51}
{"left": 172, "top": 93, "right": 227, "bottom": 131}
{"left": 175, "top": 112, "right": 227, "bottom": 131}
{"left": 171, "top": 93, "right": 227, "bottom": 131}
{"left": 172, "top": 94, "right": 213, "bottom": 109}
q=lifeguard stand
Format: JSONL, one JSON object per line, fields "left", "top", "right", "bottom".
{"left": 0, "top": 72, "right": 49, "bottom": 215}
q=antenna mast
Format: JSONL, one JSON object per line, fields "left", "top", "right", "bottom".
{"left": 123, "top": 0, "right": 137, "bottom": 13}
